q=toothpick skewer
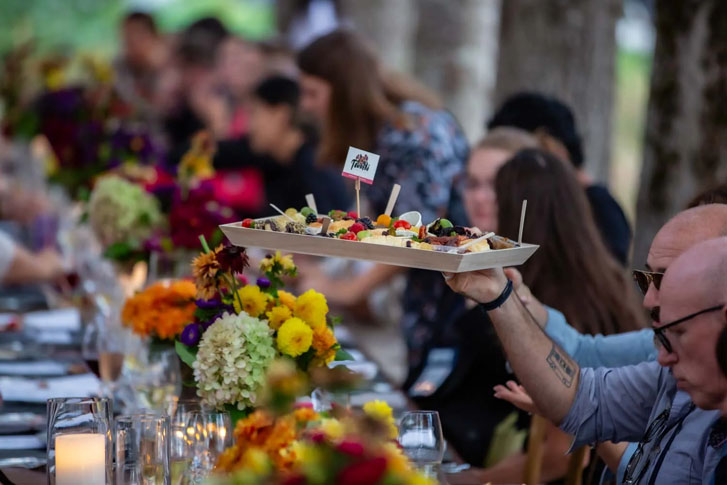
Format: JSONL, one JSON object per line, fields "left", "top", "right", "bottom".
{"left": 384, "top": 184, "right": 401, "bottom": 216}
{"left": 355, "top": 178, "right": 361, "bottom": 218}
{"left": 458, "top": 232, "right": 495, "bottom": 252}
{"left": 270, "top": 203, "right": 296, "bottom": 222}
{"left": 305, "top": 193, "right": 318, "bottom": 215}
{"left": 517, "top": 200, "right": 527, "bottom": 246}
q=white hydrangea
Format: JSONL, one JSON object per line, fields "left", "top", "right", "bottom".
{"left": 88, "top": 175, "right": 162, "bottom": 248}
{"left": 193, "top": 312, "right": 276, "bottom": 410}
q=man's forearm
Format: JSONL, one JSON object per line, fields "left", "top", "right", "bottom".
{"left": 487, "top": 291, "right": 579, "bottom": 424}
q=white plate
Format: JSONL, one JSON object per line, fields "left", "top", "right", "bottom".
{"left": 220, "top": 222, "right": 538, "bottom": 273}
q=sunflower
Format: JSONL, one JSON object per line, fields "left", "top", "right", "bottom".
{"left": 235, "top": 285, "right": 269, "bottom": 318}
{"left": 276, "top": 318, "right": 313, "bottom": 357}
{"left": 294, "top": 290, "right": 328, "bottom": 329}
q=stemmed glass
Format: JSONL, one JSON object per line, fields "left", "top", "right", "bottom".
{"left": 180, "top": 411, "right": 232, "bottom": 484}
{"left": 398, "top": 411, "right": 445, "bottom": 478}
{"left": 115, "top": 413, "right": 170, "bottom": 485}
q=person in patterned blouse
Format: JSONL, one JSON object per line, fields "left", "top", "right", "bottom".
{"left": 295, "top": 29, "right": 469, "bottom": 374}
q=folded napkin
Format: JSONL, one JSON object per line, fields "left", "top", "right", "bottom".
{"left": 23, "top": 308, "right": 81, "bottom": 332}
{"left": 0, "top": 434, "right": 44, "bottom": 450}
{"left": 0, "top": 360, "right": 68, "bottom": 377}
{"left": 0, "top": 373, "right": 100, "bottom": 403}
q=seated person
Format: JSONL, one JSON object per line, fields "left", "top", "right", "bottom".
{"left": 0, "top": 231, "right": 64, "bottom": 286}
{"left": 214, "top": 76, "right": 350, "bottom": 216}
{"left": 488, "top": 92, "right": 632, "bottom": 265}
{"left": 416, "top": 147, "right": 645, "bottom": 483}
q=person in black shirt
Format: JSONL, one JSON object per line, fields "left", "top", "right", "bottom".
{"left": 213, "top": 76, "right": 350, "bottom": 216}
{"left": 487, "top": 92, "right": 632, "bottom": 266}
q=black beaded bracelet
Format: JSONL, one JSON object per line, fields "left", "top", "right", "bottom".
{"left": 479, "top": 279, "right": 514, "bottom": 312}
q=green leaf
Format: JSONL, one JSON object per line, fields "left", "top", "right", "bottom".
{"left": 224, "top": 404, "right": 251, "bottom": 428}
{"left": 296, "top": 347, "right": 316, "bottom": 371}
{"left": 175, "top": 340, "right": 198, "bottom": 368}
{"left": 334, "top": 348, "right": 354, "bottom": 362}
{"left": 103, "top": 241, "right": 135, "bottom": 260}
{"left": 329, "top": 315, "right": 343, "bottom": 326}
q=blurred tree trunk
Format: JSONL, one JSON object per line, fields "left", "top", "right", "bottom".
{"left": 632, "top": 0, "right": 727, "bottom": 264}
{"left": 413, "top": 0, "right": 502, "bottom": 142}
{"left": 494, "top": 0, "right": 621, "bottom": 182}
{"left": 341, "top": 0, "right": 418, "bottom": 73}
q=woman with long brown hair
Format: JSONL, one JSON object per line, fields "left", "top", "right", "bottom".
{"left": 295, "top": 30, "right": 469, "bottom": 376}
{"left": 495, "top": 148, "right": 646, "bottom": 335}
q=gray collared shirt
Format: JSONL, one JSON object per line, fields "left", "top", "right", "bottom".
{"left": 560, "top": 360, "right": 723, "bottom": 484}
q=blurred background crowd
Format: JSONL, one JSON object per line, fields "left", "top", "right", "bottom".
{"left": 0, "top": 0, "right": 725, "bottom": 483}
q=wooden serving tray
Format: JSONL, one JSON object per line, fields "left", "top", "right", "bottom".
{"left": 220, "top": 222, "right": 538, "bottom": 273}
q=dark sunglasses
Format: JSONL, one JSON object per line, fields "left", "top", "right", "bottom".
{"left": 653, "top": 304, "right": 725, "bottom": 353}
{"left": 632, "top": 269, "right": 664, "bottom": 295}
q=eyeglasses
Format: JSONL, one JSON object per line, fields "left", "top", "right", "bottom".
{"left": 653, "top": 304, "right": 725, "bottom": 353}
{"left": 632, "top": 269, "right": 664, "bottom": 295}
{"left": 623, "top": 409, "right": 669, "bottom": 484}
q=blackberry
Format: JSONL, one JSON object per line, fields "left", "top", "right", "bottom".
{"left": 356, "top": 217, "right": 374, "bottom": 230}
{"left": 305, "top": 213, "right": 318, "bottom": 224}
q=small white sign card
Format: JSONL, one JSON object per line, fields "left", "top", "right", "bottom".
{"left": 341, "top": 146, "right": 381, "bottom": 217}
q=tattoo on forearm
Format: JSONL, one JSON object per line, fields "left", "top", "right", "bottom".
{"left": 546, "top": 344, "right": 576, "bottom": 388}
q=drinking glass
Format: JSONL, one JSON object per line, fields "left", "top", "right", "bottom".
{"left": 398, "top": 411, "right": 445, "bottom": 478}
{"left": 168, "top": 401, "right": 206, "bottom": 485}
{"left": 181, "top": 411, "right": 233, "bottom": 484}
{"left": 115, "top": 414, "right": 170, "bottom": 485}
{"left": 47, "top": 397, "right": 112, "bottom": 485}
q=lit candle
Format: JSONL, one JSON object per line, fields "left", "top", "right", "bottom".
{"left": 55, "top": 433, "right": 106, "bottom": 485}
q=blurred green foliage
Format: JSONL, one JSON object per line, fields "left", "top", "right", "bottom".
{"left": 0, "top": 0, "right": 275, "bottom": 56}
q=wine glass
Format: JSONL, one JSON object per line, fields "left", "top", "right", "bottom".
{"left": 181, "top": 411, "right": 232, "bottom": 484}
{"left": 168, "top": 401, "right": 207, "bottom": 485}
{"left": 398, "top": 411, "right": 445, "bottom": 478}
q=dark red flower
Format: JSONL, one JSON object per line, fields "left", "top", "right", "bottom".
{"left": 336, "top": 441, "right": 365, "bottom": 458}
{"left": 217, "top": 245, "right": 249, "bottom": 274}
{"left": 335, "top": 457, "right": 387, "bottom": 485}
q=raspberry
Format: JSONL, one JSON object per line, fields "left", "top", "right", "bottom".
{"left": 347, "top": 211, "right": 358, "bottom": 219}
{"left": 349, "top": 222, "right": 365, "bottom": 234}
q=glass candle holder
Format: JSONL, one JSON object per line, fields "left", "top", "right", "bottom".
{"left": 47, "top": 397, "right": 112, "bottom": 485}
{"left": 115, "top": 414, "right": 170, "bottom": 485}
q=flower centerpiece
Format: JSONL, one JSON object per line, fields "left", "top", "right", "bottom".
{"left": 175, "top": 238, "right": 348, "bottom": 421}
{"left": 88, "top": 174, "right": 164, "bottom": 262}
{"left": 210, "top": 360, "right": 434, "bottom": 485}
{"left": 120, "top": 279, "right": 197, "bottom": 342}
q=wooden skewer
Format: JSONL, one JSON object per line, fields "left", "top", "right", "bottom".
{"left": 384, "top": 183, "right": 401, "bottom": 216}
{"left": 305, "top": 193, "right": 318, "bottom": 215}
{"left": 458, "top": 232, "right": 495, "bottom": 252}
{"left": 270, "top": 203, "right": 296, "bottom": 222}
{"left": 518, "top": 200, "right": 528, "bottom": 246}
{"left": 320, "top": 216, "right": 332, "bottom": 235}
{"left": 355, "top": 178, "right": 361, "bottom": 218}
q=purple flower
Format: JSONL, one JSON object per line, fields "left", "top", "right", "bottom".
{"left": 180, "top": 323, "right": 202, "bottom": 346}
{"left": 200, "top": 313, "right": 223, "bottom": 330}
{"left": 256, "top": 277, "right": 271, "bottom": 289}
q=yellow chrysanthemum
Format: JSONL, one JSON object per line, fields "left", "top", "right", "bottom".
{"left": 294, "top": 290, "right": 328, "bottom": 329}
{"left": 363, "top": 400, "right": 398, "bottom": 439}
{"left": 259, "top": 251, "right": 297, "bottom": 274}
{"left": 311, "top": 325, "right": 337, "bottom": 366}
{"left": 319, "top": 418, "right": 344, "bottom": 441}
{"left": 276, "top": 318, "right": 313, "bottom": 357}
{"left": 266, "top": 305, "right": 292, "bottom": 331}
{"left": 383, "top": 442, "right": 410, "bottom": 474}
{"left": 235, "top": 285, "right": 268, "bottom": 318}
{"left": 277, "top": 290, "right": 297, "bottom": 311}
{"left": 239, "top": 447, "right": 271, "bottom": 475}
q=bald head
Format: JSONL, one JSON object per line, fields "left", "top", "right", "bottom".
{"left": 660, "top": 237, "right": 727, "bottom": 312}
{"left": 658, "top": 236, "right": 727, "bottom": 410}
{"left": 647, "top": 204, "right": 727, "bottom": 272}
